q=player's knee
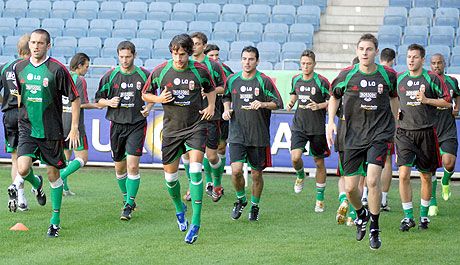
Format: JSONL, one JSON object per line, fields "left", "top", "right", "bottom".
{"left": 313, "top": 157, "right": 325, "bottom": 168}
{"left": 17, "top": 167, "right": 29, "bottom": 177}
{"left": 189, "top": 162, "right": 202, "bottom": 174}
{"left": 251, "top": 170, "right": 263, "bottom": 181}
{"left": 164, "top": 171, "right": 179, "bottom": 183}
{"left": 443, "top": 158, "right": 455, "bottom": 172}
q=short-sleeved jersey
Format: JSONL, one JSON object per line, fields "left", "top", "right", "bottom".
{"left": 95, "top": 66, "right": 150, "bottom": 124}
{"left": 15, "top": 57, "right": 79, "bottom": 140}
{"left": 223, "top": 71, "right": 283, "bottom": 146}
{"left": 434, "top": 74, "right": 459, "bottom": 142}
{"left": 63, "top": 72, "right": 89, "bottom": 136}
{"left": 0, "top": 59, "right": 23, "bottom": 112}
{"left": 397, "top": 69, "right": 451, "bottom": 130}
{"left": 290, "top": 72, "right": 330, "bottom": 135}
{"left": 199, "top": 56, "right": 226, "bottom": 121}
{"left": 143, "top": 59, "right": 215, "bottom": 137}
{"left": 331, "top": 64, "right": 397, "bottom": 150}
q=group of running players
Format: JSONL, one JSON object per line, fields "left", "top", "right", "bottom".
{"left": 1, "top": 29, "right": 457, "bottom": 250}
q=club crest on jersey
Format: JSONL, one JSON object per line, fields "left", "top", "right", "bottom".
{"left": 6, "top": 71, "right": 15, "bottom": 81}
{"left": 255, "top": 87, "right": 260, "bottom": 96}
{"left": 378, "top": 84, "right": 383, "bottom": 94}
{"left": 311, "top": 87, "right": 316, "bottom": 95}
{"left": 62, "top": 95, "right": 69, "bottom": 104}
{"left": 189, "top": 80, "right": 195, "bottom": 90}
{"left": 43, "top": 78, "right": 49, "bottom": 87}
{"left": 136, "top": 81, "right": 142, "bottom": 90}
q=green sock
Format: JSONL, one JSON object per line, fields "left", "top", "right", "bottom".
{"left": 203, "top": 157, "right": 212, "bottom": 184}
{"left": 126, "top": 175, "right": 140, "bottom": 207}
{"left": 338, "top": 193, "right": 347, "bottom": 203}
{"left": 316, "top": 183, "right": 326, "bottom": 201}
{"left": 211, "top": 160, "right": 222, "bottom": 187}
{"left": 63, "top": 178, "right": 69, "bottom": 191}
{"left": 60, "top": 159, "right": 83, "bottom": 191}
{"left": 184, "top": 163, "right": 191, "bottom": 182}
{"left": 236, "top": 189, "right": 247, "bottom": 203}
{"left": 430, "top": 176, "right": 438, "bottom": 206}
{"left": 251, "top": 195, "right": 260, "bottom": 206}
{"left": 190, "top": 171, "right": 203, "bottom": 226}
{"left": 166, "top": 179, "right": 184, "bottom": 213}
{"left": 219, "top": 155, "right": 226, "bottom": 176}
{"left": 295, "top": 169, "right": 305, "bottom": 179}
{"left": 50, "top": 181, "right": 63, "bottom": 225}
{"left": 23, "top": 169, "right": 40, "bottom": 189}
{"left": 349, "top": 204, "right": 356, "bottom": 219}
{"left": 442, "top": 168, "right": 454, "bottom": 185}
{"left": 420, "top": 205, "right": 429, "bottom": 218}
{"left": 403, "top": 208, "right": 414, "bottom": 219}
{"left": 117, "top": 175, "right": 128, "bottom": 202}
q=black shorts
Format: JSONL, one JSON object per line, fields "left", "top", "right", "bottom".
{"left": 64, "top": 134, "right": 88, "bottom": 151}
{"left": 162, "top": 128, "right": 206, "bottom": 165}
{"left": 206, "top": 120, "right": 221, "bottom": 150}
{"left": 17, "top": 132, "right": 66, "bottom": 169}
{"left": 395, "top": 127, "right": 442, "bottom": 173}
{"left": 439, "top": 138, "right": 458, "bottom": 157}
{"left": 229, "top": 143, "right": 272, "bottom": 171}
{"left": 343, "top": 141, "right": 390, "bottom": 177}
{"left": 220, "top": 120, "right": 229, "bottom": 141}
{"left": 290, "top": 131, "right": 330, "bottom": 158}
{"left": 3, "top": 108, "right": 19, "bottom": 153}
{"left": 110, "top": 120, "right": 147, "bottom": 162}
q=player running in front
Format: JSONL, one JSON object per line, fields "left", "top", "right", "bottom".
{"left": 286, "top": 49, "right": 330, "bottom": 213}
{"left": 142, "top": 34, "right": 216, "bottom": 244}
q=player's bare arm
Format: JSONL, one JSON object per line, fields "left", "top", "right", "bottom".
{"left": 140, "top": 103, "right": 154, "bottom": 117}
{"left": 142, "top": 88, "right": 173, "bottom": 104}
{"left": 200, "top": 90, "right": 216, "bottom": 120}
{"left": 222, "top": 101, "right": 232, "bottom": 121}
{"left": 326, "top": 96, "right": 340, "bottom": 147}
{"left": 67, "top": 97, "right": 81, "bottom": 149}
{"left": 286, "top": 94, "right": 298, "bottom": 111}
{"left": 306, "top": 99, "right": 328, "bottom": 111}
{"left": 97, "top": 97, "right": 120, "bottom": 108}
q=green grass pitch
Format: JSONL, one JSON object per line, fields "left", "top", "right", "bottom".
{"left": 0, "top": 166, "right": 459, "bottom": 264}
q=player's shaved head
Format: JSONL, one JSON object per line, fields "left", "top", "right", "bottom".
{"left": 17, "top": 34, "right": 31, "bottom": 57}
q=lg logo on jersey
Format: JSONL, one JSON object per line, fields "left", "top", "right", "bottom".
{"left": 406, "top": 80, "right": 420, "bottom": 87}
{"left": 360, "top": 80, "right": 376, "bottom": 88}
{"left": 27, "top": 73, "right": 41, "bottom": 81}
{"left": 121, "top": 82, "right": 133, "bottom": 89}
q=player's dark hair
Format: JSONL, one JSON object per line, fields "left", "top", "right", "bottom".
{"left": 352, "top": 56, "right": 359, "bottom": 65}
{"left": 190, "top": 32, "right": 208, "bottom": 45}
{"left": 241, "top": 46, "right": 259, "bottom": 60}
{"left": 380, "top": 48, "right": 396, "bottom": 62}
{"left": 117, "top": 41, "right": 136, "bottom": 55}
{"left": 300, "top": 49, "right": 315, "bottom": 62}
{"left": 170, "top": 34, "right": 194, "bottom": 56}
{"left": 204, "top": 44, "right": 219, "bottom": 55}
{"left": 357, "top": 33, "right": 378, "bottom": 49}
{"left": 31, "top": 29, "right": 51, "bottom": 44}
{"left": 70, "top": 53, "right": 90, "bottom": 71}
{"left": 407, "top": 43, "right": 425, "bottom": 59}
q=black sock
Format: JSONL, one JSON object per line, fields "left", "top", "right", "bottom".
{"left": 370, "top": 213, "right": 380, "bottom": 231}
{"left": 356, "top": 207, "right": 366, "bottom": 218}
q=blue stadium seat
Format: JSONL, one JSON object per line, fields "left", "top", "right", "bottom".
{"left": 430, "top": 26, "right": 455, "bottom": 47}
{"left": 210, "top": 40, "right": 229, "bottom": 61}
{"left": 64, "top": 19, "right": 89, "bottom": 38}
{"left": 188, "top": 21, "right": 212, "bottom": 37}
{"left": 204, "top": 0, "right": 227, "bottom": 4}
{"left": 162, "top": 20, "right": 188, "bottom": 39}
{"left": 50, "top": 1, "right": 75, "bottom": 20}
{"left": 144, "top": 58, "right": 165, "bottom": 70}
{"left": 378, "top": 25, "right": 402, "bottom": 45}
{"left": 2, "top": 35, "right": 20, "bottom": 56}
{"left": 28, "top": 1, "right": 52, "bottom": 18}
{"left": 123, "top": 2, "right": 148, "bottom": 21}
{"left": 278, "top": 0, "right": 302, "bottom": 7}
{"left": 152, "top": 38, "right": 171, "bottom": 59}
{"left": 157, "top": 0, "right": 179, "bottom": 2}
{"left": 147, "top": 2, "right": 171, "bottom": 22}
{"left": 413, "top": 0, "right": 437, "bottom": 8}
{"left": 0, "top": 55, "right": 15, "bottom": 64}
{"left": 15, "top": 18, "right": 41, "bottom": 36}
{"left": 246, "top": 4, "right": 271, "bottom": 25}
{"left": 41, "top": 18, "right": 65, "bottom": 37}
{"left": 439, "top": 0, "right": 460, "bottom": 8}
{"left": 393, "top": 64, "right": 407, "bottom": 72}
{"left": 196, "top": 3, "right": 220, "bottom": 23}
{"left": 403, "top": 26, "right": 429, "bottom": 45}
{"left": 77, "top": 37, "right": 102, "bottom": 58}
{"left": 75, "top": 1, "right": 99, "bottom": 20}
{"left": 91, "top": 57, "right": 117, "bottom": 77}
{"left": 228, "top": 0, "right": 252, "bottom": 4}
{"left": 434, "top": 8, "right": 459, "bottom": 28}
{"left": 297, "top": 5, "right": 321, "bottom": 31}
{"left": 447, "top": 66, "right": 460, "bottom": 74}
{"left": 272, "top": 5, "right": 296, "bottom": 25}
{"left": 389, "top": 0, "right": 412, "bottom": 9}
{"left": 88, "top": 19, "right": 113, "bottom": 39}
{"left": 172, "top": 3, "right": 196, "bottom": 23}
{"left": 101, "top": 37, "right": 125, "bottom": 58}
{"left": 0, "top": 17, "right": 16, "bottom": 37}
{"left": 85, "top": 77, "right": 99, "bottom": 101}
{"left": 212, "top": 22, "right": 238, "bottom": 42}
{"left": 52, "top": 36, "right": 77, "bottom": 58}
{"left": 221, "top": 4, "right": 246, "bottom": 24}
{"left": 257, "top": 41, "right": 280, "bottom": 63}
{"left": 3, "top": 0, "right": 27, "bottom": 19}
{"left": 408, "top": 7, "right": 433, "bottom": 26}
{"left": 281, "top": 42, "right": 306, "bottom": 61}
{"left": 263, "top": 23, "right": 288, "bottom": 43}
{"left": 426, "top": 45, "right": 451, "bottom": 62}
{"left": 258, "top": 61, "right": 273, "bottom": 70}
{"left": 98, "top": 1, "right": 123, "bottom": 20}
{"left": 224, "top": 60, "right": 242, "bottom": 72}
{"left": 383, "top": 7, "right": 407, "bottom": 27}
{"left": 253, "top": 0, "right": 276, "bottom": 6}
{"left": 303, "top": 0, "right": 328, "bottom": 13}
{"left": 274, "top": 61, "right": 300, "bottom": 70}
{"left": 180, "top": 0, "right": 204, "bottom": 4}
{"left": 137, "top": 20, "right": 162, "bottom": 39}
{"left": 289, "top": 23, "right": 314, "bottom": 47}
{"left": 238, "top": 22, "right": 263, "bottom": 43}
{"left": 450, "top": 46, "right": 460, "bottom": 66}
{"left": 378, "top": 43, "right": 397, "bottom": 54}
{"left": 229, "top": 40, "right": 254, "bottom": 60}
{"left": 112, "top": 19, "right": 138, "bottom": 39}
{"left": 131, "top": 38, "right": 153, "bottom": 60}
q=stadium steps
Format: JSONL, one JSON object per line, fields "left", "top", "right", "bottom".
{"left": 313, "top": 0, "right": 387, "bottom": 71}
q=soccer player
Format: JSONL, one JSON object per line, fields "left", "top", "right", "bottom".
{"left": 396, "top": 44, "right": 451, "bottom": 232}
{"left": 95, "top": 41, "right": 152, "bottom": 221}
{"left": 427, "top": 53, "right": 459, "bottom": 216}
{"left": 142, "top": 34, "right": 216, "bottom": 244}
{"left": 205, "top": 44, "right": 234, "bottom": 77}
{"left": 327, "top": 34, "right": 398, "bottom": 249}
{"left": 60, "top": 53, "right": 99, "bottom": 196}
{"left": 1, "top": 34, "right": 31, "bottom": 211}
{"left": 286, "top": 50, "right": 330, "bottom": 213}
{"left": 222, "top": 46, "right": 283, "bottom": 221}
{"left": 8, "top": 29, "right": 81, "bottom": 237}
